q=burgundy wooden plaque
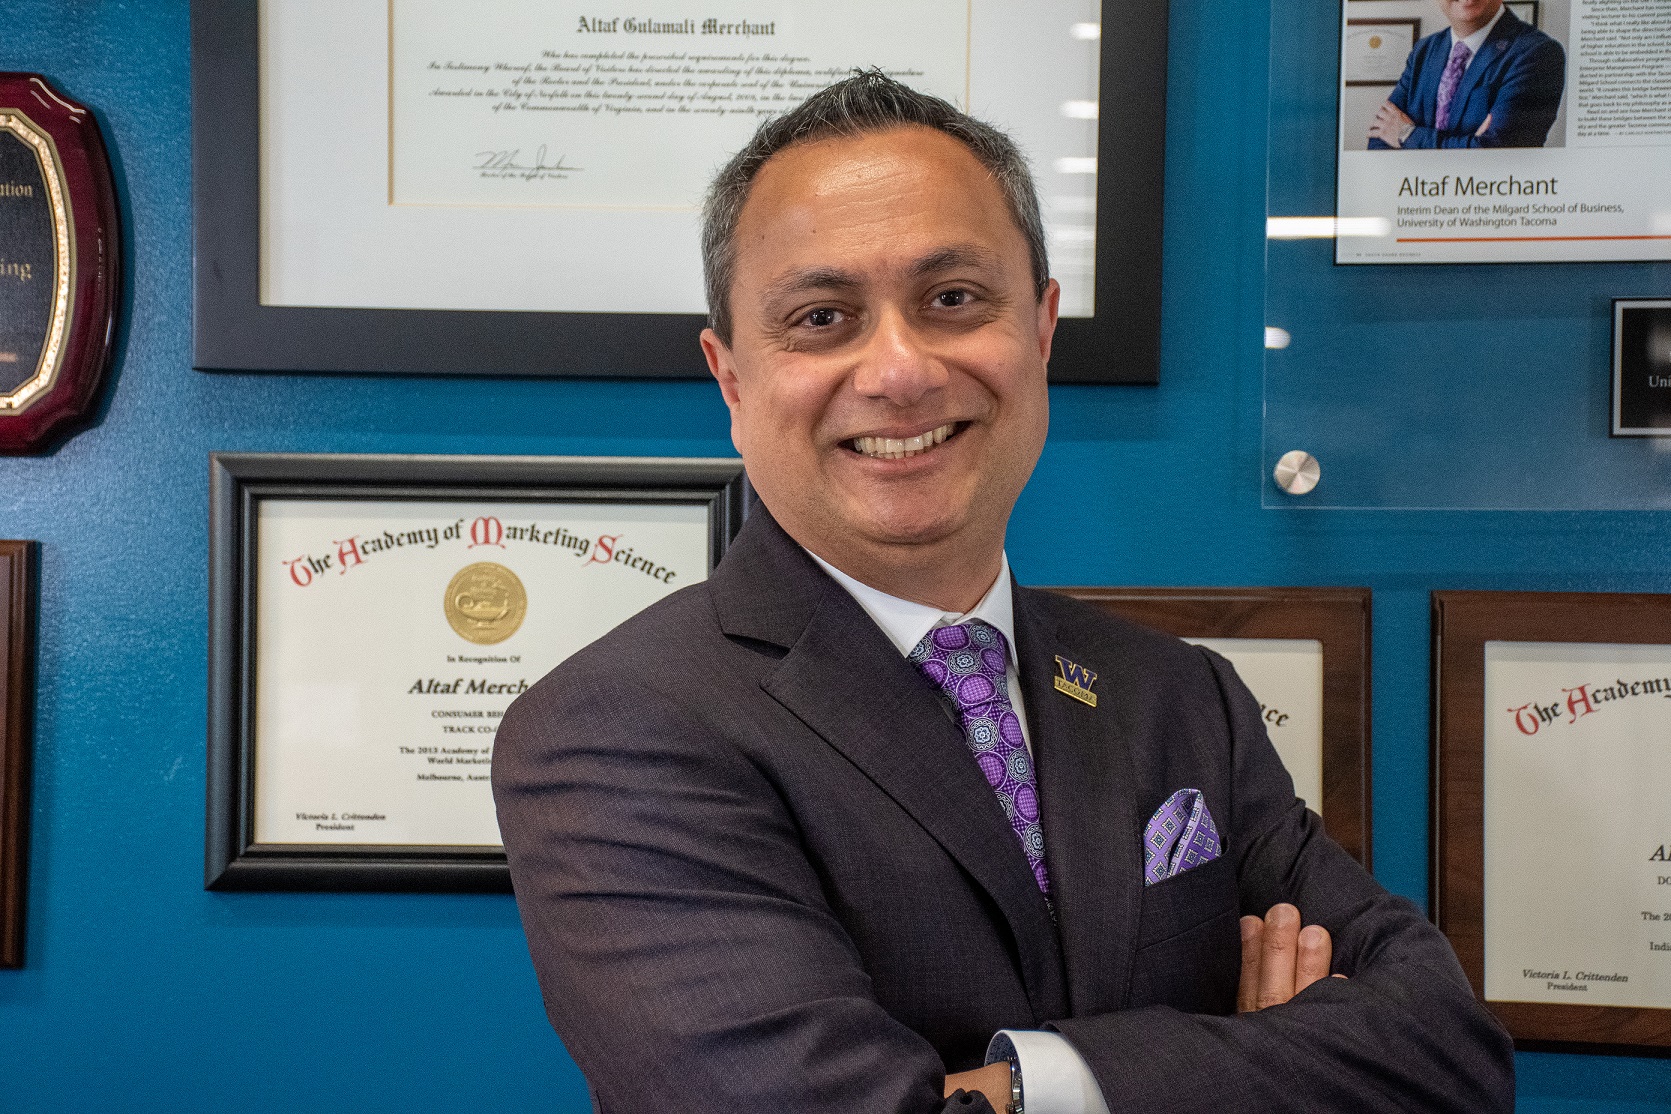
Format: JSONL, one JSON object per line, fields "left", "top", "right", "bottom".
{"left": 0, "top": 541, "right": 35, "bottom": 969}
{"left": 0, "top": 74, "right": 119, "bottom": 455}
{"left": 1047, "top": 587, "right": 1373, "bottom": 867}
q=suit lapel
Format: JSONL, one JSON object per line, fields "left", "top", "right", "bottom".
{"left": 712, "top": 512, "right": 1068, "bottom": 1020}
{"left": 1454, "top": 11, "right": 1521, "bottom": 116}
{"left": 1014, "top": 586, "right": 1142, "bottom": 1015}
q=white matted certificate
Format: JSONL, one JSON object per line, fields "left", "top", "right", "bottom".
{"left": 252, "top": 498, "right": 710, "bottom": 847}
{"left": 1482, "top": 640, "right": 1671, "bottom": 1009}
{"left": 258, "top": 0, "right": 1103, "bottom": 317}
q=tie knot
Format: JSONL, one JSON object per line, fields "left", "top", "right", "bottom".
{"left": 1450, "top": 39, "right": 1472, "bottom": 64}
{"left": 909, "top": 620, "right": 1010, "bottom": 712}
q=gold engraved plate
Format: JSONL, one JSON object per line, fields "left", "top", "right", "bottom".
{"left": 444, "top": 562, "right": 527, "bottom": 644}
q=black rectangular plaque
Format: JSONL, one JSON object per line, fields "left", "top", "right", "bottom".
{"left": 1611, "top": 299, "right": 1671, "bottom": 437}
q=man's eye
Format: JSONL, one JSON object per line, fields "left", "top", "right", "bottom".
{"left": 934, "top": 289, "right": 972, "bottom": 308}
{"left": 804, "top": 307, "right": 841, "bottom": 328}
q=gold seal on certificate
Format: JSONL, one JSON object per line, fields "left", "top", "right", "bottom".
{"left": 444, "top": 562, "right": 527, "bottom": 645}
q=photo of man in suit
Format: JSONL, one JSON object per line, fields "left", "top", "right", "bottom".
{"left": 494, "top": 72, "right": 1514, "bottom": 1112}
{"left": 1369, "top": 0, "right": 1566, "bottom": 148}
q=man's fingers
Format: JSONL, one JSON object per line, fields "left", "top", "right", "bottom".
{"left": 1238, "top": 915, "right": 1264, "bottom": 1013}
{"left": 1255, "top": 903, "right": 1301, "bottom": 1010}
{"left": 1295, "top": 923, "right": 1332, "bottom": 994}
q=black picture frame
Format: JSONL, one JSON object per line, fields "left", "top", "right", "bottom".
{"left": 1610, "top": 297, "right": 1671, "bottom": 437}
{"left": 0, "top": 540, "right": 35, "bottom": 968}
{"left": 207, "top": 453, "right": 748, "bottom": 893}
{"left": 190, "top": 1, "right": 1167, "bottom": 385}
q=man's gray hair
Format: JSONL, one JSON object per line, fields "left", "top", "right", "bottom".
{"left": 700, "top": 69, "right": 1050, "bottom": 344}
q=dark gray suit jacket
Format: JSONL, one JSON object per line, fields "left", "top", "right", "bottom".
{"left": 494, "top": 508, "right": 1513, "bottom": 1112}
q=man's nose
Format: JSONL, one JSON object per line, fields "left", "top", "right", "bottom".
{"left": 851, "top": 309, "right": 949, "bottom": 406}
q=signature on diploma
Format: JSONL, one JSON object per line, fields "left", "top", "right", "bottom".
{"left": 472, "top": 145, "right": 585, "bottom": 181}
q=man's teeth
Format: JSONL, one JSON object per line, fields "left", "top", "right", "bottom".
{"left": 852, "top": 423, "right": 956, "bottom": 460}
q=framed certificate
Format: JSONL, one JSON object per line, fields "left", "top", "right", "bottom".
{"left": 1342, "top": 20, "right": 1420, "bottom": 86}
{"left": 0, "top": 540, "right": 34, "bottom": 968}
{"left": 191, "top": 0, "right": 1167, "bottom": 384}
{"left": 1434, "top": 591, "right": 1671, "bottom": 1048}
{"left": 1047, "top": 587, "right": 1372, "bottom": 866}
{"left": 207, "top": 453, "right": 747, "bottom": 892}
{"left": 1610, "top": 298, "right": 1671, "bottom": 437}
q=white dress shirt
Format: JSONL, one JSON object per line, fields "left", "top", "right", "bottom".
{"left": 808, "top": 550, "right": 1113, "bottom": 1114}
{"left": 1453, "top": 4, "right": 1506, "bottom": 60}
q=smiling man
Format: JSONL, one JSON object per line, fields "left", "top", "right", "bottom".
{"left": 1368, "top": 0, "right": 1565, "bottom": 148}
{"left": 494, "top": 73, "right": 1513, "bottom": 1113}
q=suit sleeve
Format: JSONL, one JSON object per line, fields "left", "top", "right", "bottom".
{"left": 1047, "top": 649, "right": 1515, "bottom": 1113}
{"left": 492, "top": 664, "right": 997, "bottom": 1114}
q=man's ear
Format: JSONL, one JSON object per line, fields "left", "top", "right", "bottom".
{"left": 1035, "top": 279, "right": 1062, "bottom": 365}
{"left": 701, "top": 327, "right": 747, "bottom": 454}
{"left": 701, "top": 327, "right": 743, "bottom": 410}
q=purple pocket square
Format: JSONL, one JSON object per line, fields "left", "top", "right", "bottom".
{"left": 1143, "top": 788, "right": 1222, "bottom": 885}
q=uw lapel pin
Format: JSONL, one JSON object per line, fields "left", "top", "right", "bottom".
{"left": 1053, "top": 655, "right": 1098, "bottom": 707}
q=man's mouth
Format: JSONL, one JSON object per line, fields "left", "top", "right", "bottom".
{"left": 847, "top": 422, "right": 961, "bottom": 461}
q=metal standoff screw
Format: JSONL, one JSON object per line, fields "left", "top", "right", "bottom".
{"left": 1273, "top": 451, "right": 1320, "bottom": 496}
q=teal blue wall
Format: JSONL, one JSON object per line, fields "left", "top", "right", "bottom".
{"left": 2, "top": 2, "right": 1668, "bottom": 1109}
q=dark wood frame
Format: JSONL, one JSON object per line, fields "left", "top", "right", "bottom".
{"left": 1433, "top": 590, "right": 1671, "bottom": 1049}
{"left": 207, "top": 453, "right": 747, "bottom": 893}
{"left": 1610, "top": 297, "right": 1671, "bottom": 437}
{"left": 190, "top": 0, "right": 1168, "bottom": 385}
{"left": 1046, "top": 587, "right": 1373, "bottom": 867}
{"left": 0, "top": 541, "right": 36, "bottom": 968}
{"left": 0, "top": 74, "right": 120, "bottom": 455}
{"left": 1342, "top": 19, "right": 1422, "bottom": 87}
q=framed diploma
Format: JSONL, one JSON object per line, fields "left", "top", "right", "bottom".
{"left": 1049, "top": 586, "right": 1373, "bottom": 866}
{"left": 0, "top": 540, "right": 35, "bottom": 968}
{"left": 1433, "top": 591, "right": 1671, "bottom": 1048}
{"left": 191, "top": 0, "right": 1167, "bottom": 384}
{"left": 1342, "top": 20, "right": 1420, "bottom": 87}
{"left": 207, "top": 453, "right": 747, "bottom": 892}
{"left": 0, "top": 74, "right": 120, "bottom": 454}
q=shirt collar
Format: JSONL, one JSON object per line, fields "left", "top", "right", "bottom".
{"left": 1455, "top": 4, "right": 1505, "bottom": 56}
{"left": 807, "top": 550, "right": 1019, "bottom": 668}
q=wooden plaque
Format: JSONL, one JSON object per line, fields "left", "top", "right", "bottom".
{"left": 1049, "top": 587, "right": 1372, "bottom": 867}
{"left": 1434, "top": 590, "right": 1671, "bottom": 1050}
{"left": 0, "top": 74, "right": 120, "bottom": 454}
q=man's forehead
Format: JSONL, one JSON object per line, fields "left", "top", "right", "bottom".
{"left": 740, "top": 126, "right": 1000, "bottom": 225}
{"left": 731, "top": 127, "right": 1023, "bottom": 284}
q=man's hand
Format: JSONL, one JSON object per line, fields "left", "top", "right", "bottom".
{"left": 1238, "top": 903, "right": 1341, "bottom": 1012}
{"left": 944, "top": 1061, "right": 1010, "bottom": 1106}
{"left": 1369, "top": 101, "right": 1415, "bottom": 148}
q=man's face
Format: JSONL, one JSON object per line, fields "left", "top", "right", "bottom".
{"left": 1436, "top": 0, "right": 1503, "bottom": 33}
{"left": 701, "top": 126, "right": 1057, "bottom": 588}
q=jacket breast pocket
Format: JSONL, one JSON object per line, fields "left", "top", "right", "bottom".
{"left": 1127, "top": 855, "right": 1239, "bottom": 1015}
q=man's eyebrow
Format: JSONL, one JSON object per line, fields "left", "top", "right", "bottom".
{"left": 760, "top": 267, "right": 862, "bottom": 306}
{"left": 910, "top": 246, "right": 1003, "bottom": 278}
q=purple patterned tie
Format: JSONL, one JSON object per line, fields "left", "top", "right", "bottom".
{"left": 1435, "top": 39, "right": 1472, "bottom": 131}
{"left": 909, "top": 621, "right": 1050, "bottom": 894}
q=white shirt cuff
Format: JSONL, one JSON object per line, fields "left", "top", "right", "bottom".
{"left": 985, "top": 1029, "right": 1111, "bottom": 1114}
